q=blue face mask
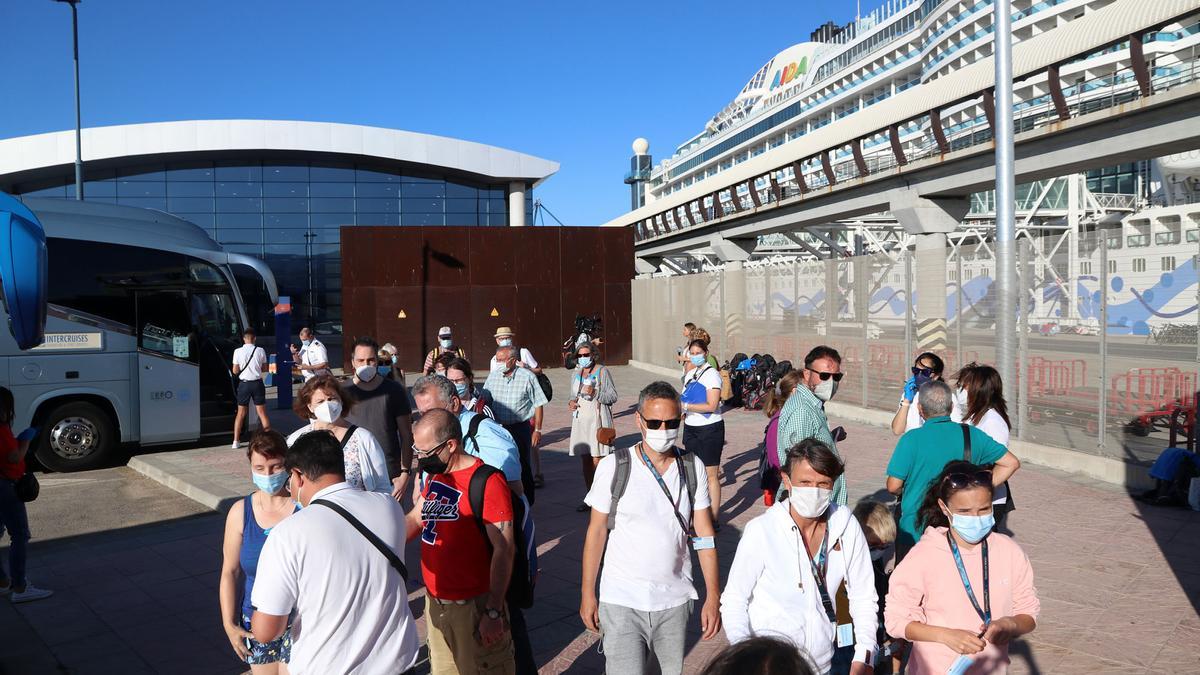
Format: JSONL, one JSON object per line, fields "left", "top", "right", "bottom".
{"left": 253, "top": 470, "right": 289, "bottom": 495}
{"left": 301, "top": 339, "right": 312, "bottom": 347}
{"left": 577, "top": 356, "right": 593, "bottom": 368}
{"left": 377, "top": 365, "right": 391, "bottom": 377}
{"left": 440, "top": 338, "right": 453, "bottom": 349}
{"left": 950, "top": 512, "right": 995, "bottom": 543}
{"left": 455, "top": 381, "right": 470, "bottom": 397}
{"left": 689, "top": 354, "right": 707, "bottom": 367}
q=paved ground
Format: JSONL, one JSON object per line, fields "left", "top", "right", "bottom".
{"left": 2, "top": 365, "right": 1198, "bottom": 673}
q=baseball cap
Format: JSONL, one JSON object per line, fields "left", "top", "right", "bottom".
{"left": 438, "top": 326, "right": 452, "bottom": 338}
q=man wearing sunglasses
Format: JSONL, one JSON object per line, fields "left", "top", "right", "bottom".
{"left": 777, "top": 346, "right": 849, "bottom": 506}
{"left": 885, "top": 380, "right": 1020, "bottom": 562}
{"left": 580, "top": 381, "right": 721, "bottom": 675}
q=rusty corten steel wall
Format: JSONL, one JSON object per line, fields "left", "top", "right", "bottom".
{"left": 341, "top": 226, "right": 633, "bottom": 372}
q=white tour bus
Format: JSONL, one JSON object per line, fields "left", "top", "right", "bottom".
{"left": 0, "top": 198, "right": 277, "bottom": 472}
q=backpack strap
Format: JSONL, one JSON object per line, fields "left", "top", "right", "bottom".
{"left": 681, "top": 451, "right": 699, "bottom": 513}
{"left": 469, "top": 463, "right": 503, "bottom": 541}
{"left": 961, "top": 423, "right": 972, "bottom": 463}
{"left": 463, "top": 413, "right": 486, "bottom": 457}
{"left": 607, "top": 448, "right": 633, "bottom": 531}
{"left": 339, "top": 425, "right": 359, "bottom": 451}
{"left": 312, "top": 499, "right": 408, "bottom": 581}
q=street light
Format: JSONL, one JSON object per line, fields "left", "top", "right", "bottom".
{"left": 53, "top": 0, "right": 84, "bottom": 200}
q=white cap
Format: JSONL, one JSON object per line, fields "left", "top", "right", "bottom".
{"left": 438, "top": 326, "right": 452, "bottom": 337}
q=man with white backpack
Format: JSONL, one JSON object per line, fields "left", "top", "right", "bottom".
{"left": 579, "top": 381, "right": 721, "bottom": 675}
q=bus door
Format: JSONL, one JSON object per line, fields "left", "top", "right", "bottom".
{"left": 135, "top": 290, "right": 200, "bottom": 444}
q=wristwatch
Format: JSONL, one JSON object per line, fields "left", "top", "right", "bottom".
{"left": 484, "top": 607, "right": 502, "bottom": 620}
{"left": 398, "top": 469, "right": 412, "bottom": 474}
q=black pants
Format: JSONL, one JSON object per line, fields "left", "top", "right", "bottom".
{"left": 508, "top": 601, "right": 537, "bottom": 674}
{"left": 504, "top": 422, "right": 536, "bottom": 506}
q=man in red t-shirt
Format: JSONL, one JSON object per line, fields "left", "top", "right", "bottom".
{"left": 407, "top": 409, "right": 516, "bottom": 675}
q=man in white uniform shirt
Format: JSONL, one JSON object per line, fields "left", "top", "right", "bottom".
{"left": 251, "top": 430, "right": 420, "bottom": 675}
{"left": 231, "top": 328, "right": 270, "bottom": 449}
{"left": 579, "top": 381, "right": 721, "bottom": 675}
{"left": 296, "top": 327, "right": 330, "bottom": 381}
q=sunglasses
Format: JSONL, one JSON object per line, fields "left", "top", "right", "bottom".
{"left": 576, "top": 353, "right": 592, "bottom": 359}
{"left": 807, "top": 368, "right": 844, "bottom": 382}
{"left": 641, "top": 417, "right": 682, "bottom": 430}
{"left": 943, "top": 470, "right": 993, "bottom": 489}
{"left": 912, "top": 366, "right": 935, "bottom": 378}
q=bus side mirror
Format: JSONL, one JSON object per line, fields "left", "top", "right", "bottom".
{"left": 0, "top": 192, "right": 48, "bottom": 350}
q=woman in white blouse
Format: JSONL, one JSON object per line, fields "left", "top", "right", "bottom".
{"left": 285, "top": 374, "right": 390, "bottom": 494}
{"left": 951, "top": 363, "right": 1014, "bottom": 531}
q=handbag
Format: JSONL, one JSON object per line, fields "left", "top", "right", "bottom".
{"left": 596, "top": 427, "right": 617, "bottom": 446}
{"left": 14, "top": 472, "right": 39, "bottom": 502}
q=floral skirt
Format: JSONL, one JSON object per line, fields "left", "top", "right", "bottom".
{"left": 241, "top": 613, "right": 292, "bottom": 665}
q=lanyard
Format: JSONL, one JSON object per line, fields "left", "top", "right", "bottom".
{"left": 638, "top": 443, "right": 692, "bottom": 537}
{"left": 795, "top": 522, "right": 836, "bottom": 623}
{"left": 947, "top": 532, "right": 991, "bottom": 628}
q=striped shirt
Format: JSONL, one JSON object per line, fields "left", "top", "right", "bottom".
{"left": 482, "top": 367, "right": 548, "bottom": 425}
{"left": 776, "top": 384, "right": 847, "bottom": 506}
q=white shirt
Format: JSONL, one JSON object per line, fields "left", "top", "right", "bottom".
{"left": 287, "top": 425, "right": 392, "bottom": 495}
{"left": 721, "top": 501, "right": 879, "bottom": 671}
{"left": 299, "top": 339, "right": 330, "bottom": 381}
{"left": 682, "top": 365, "right": 723, "bottom": 427}
{"left": 904, "top": 392, "right": 923, "bottom": 432}
{"left": 953, "top": 406, "right": 1012, "bottom": 504}
{"left": 251, "top": 483, "right": 420, "bottom": 675}
{"left": 489, "top": 347, "right": 539, "bottom": 372}
{"left": 232, "top": 344, "right": 267, "bottom": 381}
{"left": 585, "top": 447, "right": 711, "bottom": 611}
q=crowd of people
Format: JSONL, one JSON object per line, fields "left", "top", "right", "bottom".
{"left": 209, "top": 321, "right": 1043, "bottom": 674}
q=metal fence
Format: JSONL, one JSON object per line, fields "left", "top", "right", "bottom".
{"left": 632, "top": 231, "right": 1199, "bottom": 467}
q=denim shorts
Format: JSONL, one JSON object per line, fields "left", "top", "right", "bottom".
{"left": 241, "top": 614, "right": 291, "bottom": 665}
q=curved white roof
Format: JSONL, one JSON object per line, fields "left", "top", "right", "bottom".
{"left": 0, "top": 119, "right": 560, "bottom": 186}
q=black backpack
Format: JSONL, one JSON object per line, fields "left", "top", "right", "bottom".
{"left": 467, "top": 451, "right": 538, "bottom": 609}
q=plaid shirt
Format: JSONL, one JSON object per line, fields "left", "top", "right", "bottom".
{"left": 482, "top": 366, "right": 548, "bottom": 425}
{"left": 776, "top": 384, "right": 847, "bottom": 506}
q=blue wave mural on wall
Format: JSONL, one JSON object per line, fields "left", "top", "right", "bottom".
{"left": 758, "top": 257, "right": 1197, "bottom": 335}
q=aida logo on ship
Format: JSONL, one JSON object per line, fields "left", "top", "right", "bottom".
{"left": 769, "top": 58, "right": 810, "bottom": 90}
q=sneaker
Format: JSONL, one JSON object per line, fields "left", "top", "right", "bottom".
{"left": 232, "top": 441, "right": 245, "bottom": 449}
{"left": 11, "top": 585, "right": 53, "bottom": 603}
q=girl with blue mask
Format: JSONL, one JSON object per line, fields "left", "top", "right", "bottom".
{"left": 220, "top": 430, "right": 299, "bottom": 672}
{"left": 886, "top": 461, "right": 1040, "bottom": 675}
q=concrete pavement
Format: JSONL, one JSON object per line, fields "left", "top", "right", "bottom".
{"left": 3, "top": 365, "right": 1198, "bottom": 673}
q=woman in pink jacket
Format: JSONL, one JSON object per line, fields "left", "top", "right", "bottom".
{"left": 885, "top": 460, "right": 1039, "bottom": 674}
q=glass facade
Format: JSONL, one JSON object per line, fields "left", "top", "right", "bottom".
{"left": 12, "top": 160, "right": 534, "bottom": 329}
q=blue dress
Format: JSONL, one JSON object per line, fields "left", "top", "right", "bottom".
{"left": 238, "top": 494, "right": 296, "bottom": 665}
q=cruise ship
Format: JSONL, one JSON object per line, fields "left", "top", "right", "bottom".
{"left": 629, "top": 0, "right": 1200, "bottom": 337}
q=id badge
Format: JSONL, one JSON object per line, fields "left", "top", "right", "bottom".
{"left": 946, "top": 654, "right": 975, "bottom": 675}
{"left": 836, "top": 623, "right": 854, "bottom": 648}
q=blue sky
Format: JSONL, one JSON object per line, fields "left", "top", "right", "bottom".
{"left": 2, "top": 0, "right": 862, "bottom": 225}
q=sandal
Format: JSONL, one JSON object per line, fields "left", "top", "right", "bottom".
{"left": 533, "top": 474, "right": 546, "bottom": 488}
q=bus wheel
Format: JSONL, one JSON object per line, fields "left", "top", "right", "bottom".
{"left": 35, "top": 402, "right": 116, "bottom": 473}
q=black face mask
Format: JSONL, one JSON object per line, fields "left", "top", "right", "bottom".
{"left": 417, "top": 453, "right": 449, "bottom": 476}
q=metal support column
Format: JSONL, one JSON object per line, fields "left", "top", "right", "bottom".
{"left": 1017, "top": 238, "right": 1030, "bottom": 441}
{"left": 1098, "top": 236, "right": 1108, "bottom": 449}
{"left": 904, "top": 248, "right": 913, "bottom": 360}
{"left": 994, "top": 0, "right": 1018, "bottom": 408}
{"left": 955, "top": 248, "right": 963, "bottom": 366}
{"left": 857, "top": 235, "right": 868, "bottom": 407}
{"left": 792, "top": 262, "right": 800, "bottom": 356}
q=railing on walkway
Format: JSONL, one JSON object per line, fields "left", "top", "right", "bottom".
{"left": 633, "top": 34, "right": 1200, "bottom": 244}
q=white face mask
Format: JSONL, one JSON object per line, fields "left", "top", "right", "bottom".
{"left": 355, "top": 364, "right": 376, "bottom": 382}
{"left": 643, "top": 428, "right": 679, "bottom": 453}
{"left": 953, "top": 387, "right": 969, "bottom": 411}
{"left": 813, "top": 377, "right": 839, "bottom": 402}
{"left": 789, "top": 486, "right": 833, "bottom": 518}
{"left": 312, "top": 398, "right": 342, "bottom": 424}
{"left": 498, "top": 338, "right": 513, "bottom": 347}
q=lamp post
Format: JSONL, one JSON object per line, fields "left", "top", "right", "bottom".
{"left": 54, "top": 0, "right": 84, "bottom": 200}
